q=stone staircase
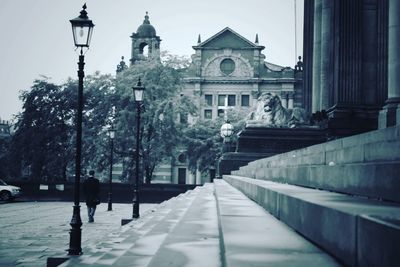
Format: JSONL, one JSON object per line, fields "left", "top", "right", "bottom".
{"left": 58, "top": 185, "right": 220, "bottom": 266}
{"left": 226, "top": 125, "right": 400, "bottom": 266}
{"left": 53, "top": 182, "right": 340, "bottom": 266}
{"left": 52, "top": 126, "right": 400, "bottom": 266}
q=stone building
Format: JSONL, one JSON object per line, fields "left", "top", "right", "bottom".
{"left": 124, "top": 13, "right": 303, "bottom": 185}
{"left": 183, "top": 27, "right": 303, "bottom": 121}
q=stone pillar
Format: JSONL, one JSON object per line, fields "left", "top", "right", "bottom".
{"left": 362, "top": 0, "right": 378, "bottom": 105}
{"left": 312, "top": 0, "right": 322, "bottom": 112}
{"left": 320, "top": 0, "right": 334, "bottom": 110}
{"left": 288, "top": 92, "right": 294, "bottom": 109}
{"left": 195, "top": 168, "right": 202, "bottom": 184}
{"left": 302, "top": 0, "right": 314, "bottom": 114}
{"left": 281, "top": 92, "right": 288, "bottom": 108}
{"left": 379, "top": 0, "right": 400, "bottom": 127}
{"left": 376, "top": 0, "right": 388, "bottom": 104}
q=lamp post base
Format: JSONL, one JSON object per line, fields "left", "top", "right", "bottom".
{"left": 68, "top": 205, "right": 82, "bottom": 255}
{"left": 107, "top": 192, "right": 112, "bottom": 211}
{"left": 132, "top": 201, "right": 140, "bottom": 219}
{"left": 132, "top": 188, "right": 140, "bottom": 218}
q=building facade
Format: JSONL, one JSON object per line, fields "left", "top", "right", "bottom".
{"left": 183, "top": 27, "right": 303, "bottom": 121}
{"left": 126, "top": 14, "right": 303, "bottom": 185}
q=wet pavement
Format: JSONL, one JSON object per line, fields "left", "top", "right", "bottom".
{"left": 0, "top": 201, "right": 156, "bottom": 267}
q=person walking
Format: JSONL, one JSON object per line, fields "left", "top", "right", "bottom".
{"left": 83, "top": 170, "right": 100, "bottom": 223}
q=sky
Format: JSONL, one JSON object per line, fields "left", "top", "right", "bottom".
{"left": 0, "top": 0, "right": 303, "bottom": 121}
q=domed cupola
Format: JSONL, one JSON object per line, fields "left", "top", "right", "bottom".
{"left": 136, "top": 12, "right": 156, "bottom": 37}
{"left": 130, "top": 12, "right": 161, "bottom": 64}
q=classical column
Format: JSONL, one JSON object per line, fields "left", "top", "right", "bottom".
{"left": 379, "top": 0, "right": 400, "bottom": 127}
{"left": 195, "top": 168, "right": 202, "bottom": 185}
{"left": 281, "top": 92, "right": 288, "bottom": 108}
{"left": 312, "top": 0, "right": 322, "bottom": 112}
{"left": 361, "top": 0, "right": 378, "bottom": 105}
{"left": 319, "top": 0, "right": 334, "bottom": 110}
{"left": 288, "top": 92, "right": 294, "bottom": 109}
{"left": 302, "top": 0, "right": 314, "bottom": 114}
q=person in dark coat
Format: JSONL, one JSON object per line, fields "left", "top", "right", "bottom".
{"left": 83, "top": 170, "right": 100, "bottom": 223}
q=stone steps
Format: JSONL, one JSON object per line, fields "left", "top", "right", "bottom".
{"left": 54, "top": 181, "right": 343, "bottom": 267}
{"left": 214, "top": 179, "right": 340, "bottom": 267}
{"left": 223, "top": 175, "right": 400, "bottom": 267}
{"left": 59, "top": 187, "right": 202, "bottom": 266}
{"left": 233, "top": 125, "right": 400, "bottom": 202}
{"left": 146, "top": 183, "right": 220, "bottom": 267}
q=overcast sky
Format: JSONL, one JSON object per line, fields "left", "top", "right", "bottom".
{"left": 0, "top": 0, "right": 303, "bottom": 121}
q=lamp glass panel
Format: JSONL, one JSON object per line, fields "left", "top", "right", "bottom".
{"left": 72, "top": 25, "right": 91, "bottom": 47}
{"left": 134, "top": 89, "right": 144, "bottom": 101}
{"left": 221, "top": 123, "right": 233, "bottom": 137}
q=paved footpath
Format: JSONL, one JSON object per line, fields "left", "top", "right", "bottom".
{"left": 0, "top": 201, "right": 156, "bottom": 267}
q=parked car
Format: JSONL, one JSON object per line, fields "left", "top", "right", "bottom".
{"left": 0, "top": 179, "right": 22, "bottom": 201}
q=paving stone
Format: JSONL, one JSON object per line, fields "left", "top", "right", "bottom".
{"left": 0, "top": 202, "right": 156, "bottom": 266}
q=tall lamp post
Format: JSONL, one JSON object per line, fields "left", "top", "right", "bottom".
{"left": 107, "top": 126, "right": 116, "bottom": 211}
{"left": 68, "top": 4, "right": 94, "bottom": 255}
{"left": 132, "top": 79, "right": 145, "bottom": 219}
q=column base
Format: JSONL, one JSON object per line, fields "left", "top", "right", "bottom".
{"left": 378, "top": 97, "right": 400, "bottom": 129}
{"left": 326, "top": 104, "right": 380, "bottom": 138}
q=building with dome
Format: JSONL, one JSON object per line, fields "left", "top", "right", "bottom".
{"left": 123, "top": 13, "right": 304, "bottom": 185}
{"left": 130, "top": 12, "right": 161, "bottom": 64}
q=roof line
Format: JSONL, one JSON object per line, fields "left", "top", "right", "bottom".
{"left": 194, "top": 27, "right": 264, "bottom": 49}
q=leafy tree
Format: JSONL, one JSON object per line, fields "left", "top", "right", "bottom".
{"left": 6, "top": 53, "right": 202, "bottom": 184}
{"left": 79, "top": 72, "right": 117, "bottom": 178}
{"left": 9, "top": 78, "right": 75, "bottom": 181}
{"left": 183, "top": 109, "right": 248, "bottom": 174}
{"left": 114, "top": 56, "right": 196, "bottom": 183}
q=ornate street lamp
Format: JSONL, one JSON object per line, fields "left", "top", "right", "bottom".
{"left": 132, "top": 78, "right": 145, "bottom": 219}
{"left": 68, "top": 4, "right": 94, "bottom": 256}
{"left": 107, "top": 126, "right": 116, "bottom": 211}
{"left": 220, "top": 120, "right": 234, "bottom": 153}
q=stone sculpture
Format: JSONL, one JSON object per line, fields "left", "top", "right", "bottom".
{"left": 246, "top": 92, "right": 308, "bottom": 128}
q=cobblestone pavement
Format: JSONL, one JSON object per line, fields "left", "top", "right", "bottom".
{"left": 0, "top": 201, "right": 156, "bottom": 267}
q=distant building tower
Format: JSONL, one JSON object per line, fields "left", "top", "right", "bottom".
{"left": 130, "top": 12, "right": 161, "bottom": 64}
{"left": 116, "top": 56, "right": 127, "bottom": 74}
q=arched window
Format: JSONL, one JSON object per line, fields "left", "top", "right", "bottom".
{"left": 139, "top": 42, "right": 149, "bottom": 57}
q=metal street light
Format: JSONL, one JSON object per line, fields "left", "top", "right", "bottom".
{"left": 132, "top": 78, "right": 145, "bottom": 219}
{"left": 107, "top": 126, "right": 116, "bottom": 211}
{"left": 68, "top": 4, "right": 94, "bottom": 256}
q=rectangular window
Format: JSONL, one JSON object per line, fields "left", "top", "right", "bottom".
{"left": 205, "top": 94, "right": 212, "bottom": 106}
{"left": 228, "top": 95, "right": 236, "bottom": 106}
{"left": 204, "top": 109, "right": 212, "bottom": 119}
{"left": 218, "top": 95, "right": 226, "bottom": 106}
{"left": 217, "top": 109, "right": 225, "bottom": 118}
{"left": 241, "top": 95, "right": 250, "bottom": 106}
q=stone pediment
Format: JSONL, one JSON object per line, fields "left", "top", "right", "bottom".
{"left": 194, "top": 27, "right": 264, "bottom": 50}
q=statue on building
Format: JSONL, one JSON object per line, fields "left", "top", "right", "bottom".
{"left": 295, "top": 56, "right": 303, "bottom": 72}
{"left": 246, "top": 92, "right": 309, "bottom": 128}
